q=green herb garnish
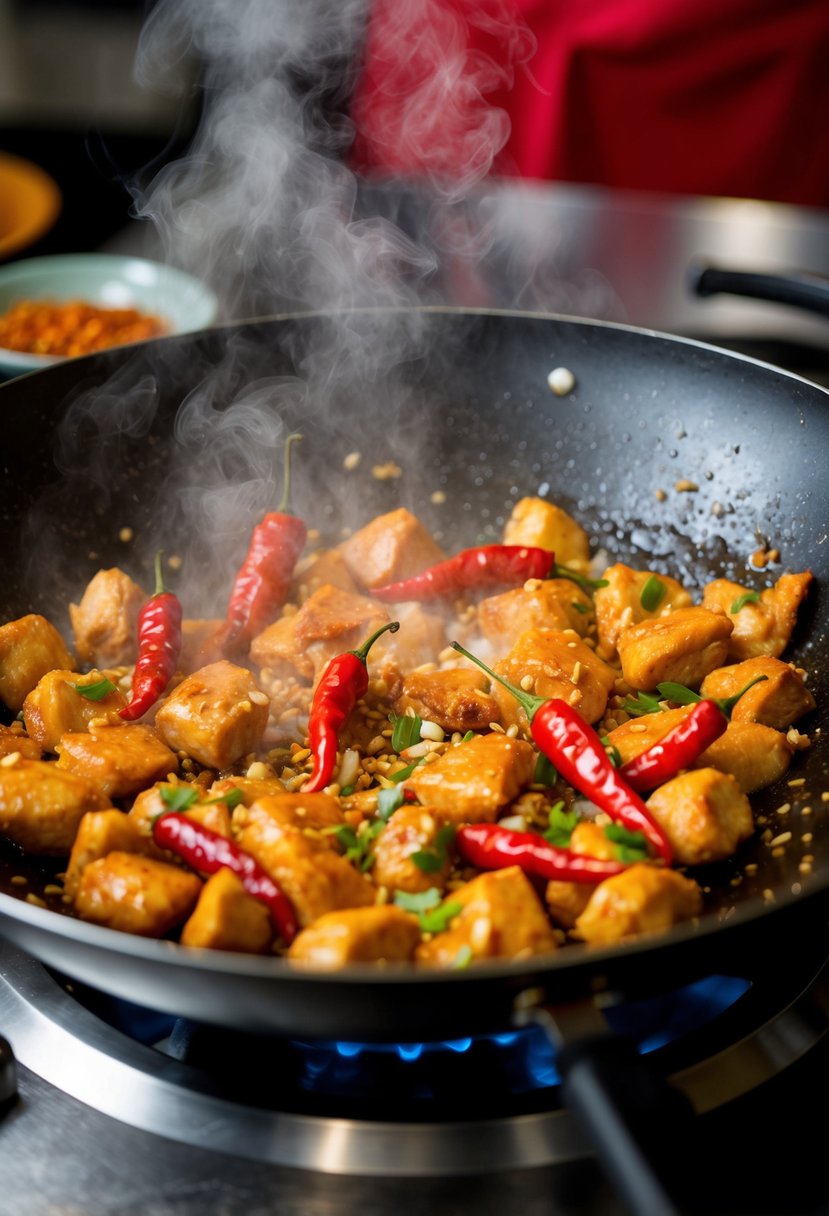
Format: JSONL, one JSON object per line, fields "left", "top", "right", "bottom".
{"left": 543, "top": 800, "right": 578, "bottom": 847}
{"left": 571, "top": 601, "right": 591, "bottom": 615}
{"left": 454, "top": 944, "right": 473, "bottom": 969}
{"left": 160, "top": 786, "right": 200, "bottom": 812}
{"left": 411, "top": 825, "right": 456, "bottom": 873}
{"left": 552, "top": 562, "right": 608, "bottom": 593}
{"left": 339, "top": 785, "right": 355, "bottom": 797}
{"left": 206, "top": 787, "right": 244, "bottom": 810}
{"left": 620, "top": 690, "right": 665, "bottom": 718}
{"left": 730, "top": 590, "right": 761, "bottom": 613}
{"left": 390, "top": 712, "right": 422, "bottom": 752}
{"left": 377, "top": 786, "right": 405, "bottom": 821}
{"left": 604, "top": 823, "right": 650, "bottom": 863}
{"left": 655, "top": 681, "right": 701, "bottom": 706}
{"left": 328, "top": 820, "right": 385, "bottom": 872}
{"left": 393, "top": 887, "right": 462, "bottom": 933}
{"left": 601, "top": 736, "right": 623, "bottom": 767}
{"left": 640, "top": 575, "right": 667, "bottom": 612}
{"left": 388, "top": 758, "right": 425, "bottom": 784}
{"left": 533, "top": 751, "right": 558, "bottom": 786}
{"left": 461, "top": 730, "right": 475, "bottom": 743}
{"left": 72, "top": 677, "right": 117, "bottom": 702}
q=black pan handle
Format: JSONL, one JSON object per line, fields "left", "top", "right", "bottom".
{"left": 0, "top": 1035, "right": 17, "bottom": 1116}
{"left": 689, "top": 263, "right": 829, "bottom": 318}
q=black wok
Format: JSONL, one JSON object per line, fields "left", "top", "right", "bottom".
{"left": 0, "top": 306, "right": 827, "bottom": 1045}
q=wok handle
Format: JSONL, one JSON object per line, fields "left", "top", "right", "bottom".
{"left": 689, "top": 263, "right": 829, "bottom": 317}
{"left": 0, "top": 1035, "right": 16, "bottom": 1114}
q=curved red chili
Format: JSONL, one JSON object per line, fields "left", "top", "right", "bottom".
{"left": 119, "top": 551, "right": 182, "bottom": 721}
{"left": 371, "top": 545, "right": 554, "bottom": 603}
{"left": 457, "top": 822, "right": 626, "bottom": 883}
{"left": 152, "top": 811, "right": 298, "bottom": 944}
{"left": 303, "top": 620, "right": 400, "bottom": 793}
{"left": 619, "top": 700, "right": 727, "bottom": 792}
{"left": 451, "top": 641, "right": 673, "bottom": 866}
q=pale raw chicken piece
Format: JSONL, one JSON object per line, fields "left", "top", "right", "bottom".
{"left": 702, "top": 572, "right": 813, "bottom": 661}
{"left": 574, "top": 865, "right": 703, "bottom": 945}
{"left": 288, "top": 905, "right": 421, "bottom": 967}
{"left": 605, "top": 706, "right": 695, "bottom": 766}
{"left": 68, "top": 568, "right": 146, "bottom": 668}
{"left": 491, "top": 628, "right": 616, "bottom": 727}
{"left": 64, "top": 808, "right": 156, "bottom": 898}
{"left": 594, "top": 563, "right": 692, "bottom": 659}
{"left": 181, "top": 869, "right": 273, "bottom": 954}
{"left": 372, "top": 805, "right": 454, "bottom": 894}
{"left": 23, "top": 668, "right": 127, "bottom": 753}
{"left": 696, "top": 721, "right": 793, "bottom": 793}
{"left": 294, "top": 548, "right": 359, "bottom": 600}
{"left": 0, "top": 757, "right": 110, "bottom": 854}
{"left": 0, "top": 614, "right": 75, "bottom": 712}
{"left": 339, "top": 507, "right": 446, "bottom": 591}
{"left": 404, "top": 732, "right": 535, "bottom": 823}
{"left": 415, "top": 867, "right": 558, "bottom": 966}
{"left": 502, "top": 497, "right": 589, "bottom": 567}
{"left": 154, "top": 660, "right": 270, "bottom": 769}
{"left": 700, "top": 657, "right": 815, "bottom": 729}
{"left": 56, "top": 723, "right": 177, "bottom": 799}
{"left": 393, "top": 669, "right": 500, "bottom": 733}
{"left": 545, "top": 821, "right": 621, "bottom": 930}
{"left": 74, "top": 851, "right": 202, "bottom": 936}
{"left": 0, "top": 723, "right": 41, "bottom": 761}
{"left": 478, "top": 579, "right": 594, "bottom": 649}
{"left": 645, "top": 768, "right": 753, "bottom": 865}
{"left": 617, "top": 607, "right": 733, "bottom": 691}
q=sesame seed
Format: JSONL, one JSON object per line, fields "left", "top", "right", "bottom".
{"left": 248, "top": 689, "right": 269, "bottom": 706}
{"left": 119, "top": 526, "right": 134, "bottom": 542}
{"left": 343, "top": 451, "right": 361, "bottom": 471}
{"left": 430, "top": 490, "right": 446, "bottom": 504}
{"left": 44, "top": 884, "right": 63, "bottom": 896}
{"left": 655, "top": 488, "right": 667, "bottom": 502}
{"left": 10, "top": 875, "right": 27, "bottom": 886}
{"left": 488, "top": 722, "right": 505, "bottom": 733}
{"left": 25, "top": 894, "right": 47, "bottom": 908}
{"left": 520, "top": 675, "right": 534, "bottom": 692}
{"left": 0, "top": 752, "right": 21, "bottom": 767}
{"left": 770, "top": 831, "right": 792, "bottom": 847}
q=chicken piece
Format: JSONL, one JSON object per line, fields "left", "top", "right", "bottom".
{"left": 248, "top": 613, "right": 313, "bottom": 683}
{"left": 74, "top": 851, "right": 202, "bottom": 936}
{"left": 574, "top": 865, "right": 703, "bottom": 946}
{"left": 23, "top": 668, "right": 127, "bottom": 753}
{"left": 0, "top": 757, "right": 110, "bottom": 854}
{"left": 478, "top": 579, "right": 595, "bottom": 650}
{"left": 696, "top": 721, "right": 793, "bottom": 793}
{"left": 179, "top": 619, "right": 224, "bottom": 674}
{"left": 371, "top": 602, "right": 447, "bottom": 685}
{"left": 180, "top": 869, "right": 273, "bottom": 953}
{"left": 604, "top": 706, "right": 694, "bottom": 765}
{"left": 209, "top": 775, "right": 287, "bottom": 806}
{"left": 294, "top": 548, "right": 359, "bottom": 600}
{"left": 128, "top": 782, "right": 232, "bottom": 844}
{"left": 700, "top": 657, "right": 815, "bottom": 729}
{"left": 339, "top": 507, "right": 446, "bottom": 591}
{"left": 645, "top": 768, "right": 753, "bottom": 865}
{"left": 0, "top": 614, "right": 75, "bottom": 712}
{"left": 545, "top": 821, "right": 620, "bottom": 930}
{"left": 56, "top": 723, "right": 176, "bottom": 799}
{"left": 702, "top": 572, "right": 812, "bottom": 661}
{"left": 502, "top": 497, "right": 589, "bottom": 567}
{"left": 236, "top": 791, "right": 344, "bottom": 835}
{"left": 594, "top": 564, "right": 692, "bottom": 659}
{"left": 415, "top": 867, "right": 558, "bottom": 966}
{"left": 491, "top": 628, "right": 616, "bottom": 727}
{"left": 372, "top": 804, "right": 454, "bottom": 894}
{"left": 404, "top": 732, "right": 535, "bottom": 823}
{"left": 238, "top": 815, "right": 375, "bottom": 928}
{"left": 0, "top": 723, "right": 40, "bottom": 761}
{"left": 64, "top": 808, "right": 154, "bottom": 898}
{"left": 68, "top": 568, "right": 146, "bottom": 669}
{"left": 394, "top": 669, "right": 501, "bottom": 733}
{"left": 288, "top": 905, "right": 421, "bottom": 967}
{"left": 617, "top": 607, "right": 733, "bottom": 691}
{"left": 154, "top": 661, "right": 270, "bottom": 769}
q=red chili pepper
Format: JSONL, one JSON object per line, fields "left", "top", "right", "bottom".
{"left": 451, "top": 641, "right": 673, "bottom": 865}
{"left": 303, "top": 620, "right": 400, "bottom": 793}
{"left": 457, "top": 822, "right": 626, "bottom": 883}
{"left": 217, "top": 434, "right": 307, "bottom": 655}
{"left": 119, "top": 551, "right": 182, "bottom": 721}
{"left": 152, "top": 812, "right": 298, "bottom": 944}
{"left": 619, "top": 700, "right": 727, "bottom": 792}
{"left": 371, "top": 545, "right": 554, "bottom": 603}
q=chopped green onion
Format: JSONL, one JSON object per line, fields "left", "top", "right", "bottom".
{"left": 206, "top": 787, "right": 244, "bottom": 810}
{"left": 394, "top": 888, "right": 462, "bottom": 933}
{"left": 543, "top": 800, "right": 578, "bottom": 847}
{"left": 604, "top": 823, "right": 650, "bottom": 863}
{"left": 388, "top": 758, "right": 425, "bottom": 784}
{"left": 717, "top": 673, "right": 768, "bottom": 718}
{"left": 377, "top": 786, "right": 404, "bottom": 821}
{"left": 655, "top": 681, "right": 702, "bottom": 706}
{"left": 390, "top": 712, "right": 422, "bottom": 752}
{"left": 571, "top": 601, "right": 590, "bottom": 615}
{"left": 730, "top": 590, "right": 760, "bottom": 613}
{"left": 329, "top": 821, "right": 384, "bottom": 871}
{"left": 72, "top": 677, "right": 117, "bottom": 702}
{"left": 411, "top": 825, "right": 456, "bottom": 872}
{"left": 453, "top": 944, "right": 473, "bottom": 969}
{"left": 160, "top": 786, "right": 200, "bottom": 812}
{"left": 533, "top": 752, "right": 558, "bottom": 786}
{"left": 640, "top": 575, "right": 667, "bottom": 612}
{"left": 420, "top": 902, "right": 463, "bottom": 934}
{"left": 552, "top": 562, "right": 608, "bottom": 593}
{"left": 601, "top": 736, "right": 623, "bottom": 767}
{"left": 393, "top": 887, "right": 442, "bottom": 914}
{"left": 461, "top": 730, "right": 475, "bottom": 743}
{"left": 339, "top": 785, "right": 355, "bottom": 797}
{"left": 620, "top": 690, "right": 664, "bottom": 717}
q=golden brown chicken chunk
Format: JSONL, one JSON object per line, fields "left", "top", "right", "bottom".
{"left": 128, "top": 782, "right": 232, "bottom": 844}
{"left": 69, "top": 568, "right": 146, "bottom": 669}
{"left": 288, "top": 905, "right": 421, "bottom": 967}
{"left": 502, "top": 497, "right": 589, "bottom": 567}
{"left": 545, "top": 821, "right": 621, "bottom": 930}
{"left": 0, "top": 614, "right": 74, "bottom": 712}
{"left": 64, "top": 808, "right": 155, "bottom": 898}
{"left": 180, "top": 869, "right": 273, "bottom": 954}
{"left": 604, "top": 706, "right": 694, "bottom": 766}
{"left": 702, "top": 572, "right": 812, "bottom": 661}
{"left": 56, "top": 723, "right": 176, "bottom": 799}
{"left": 154, "top": 661, "right": 270, "bottom": 769}
{"left": 294, "top": 548, "right": 359, "bottom": 600}
{"left": 404, "top": 732, "right": 535, "bottom": 823}
{"left": 372, "top": 804, "right": 454, "bottom": 894}
{"left": 574, "top": 865, "right": 703, "bottom": 946}
{"left": 179, "top": 619, "right": 224, "bottom": 674}
{"left": 478, "top": 579, "right": 594, "bottom": 649}
{"left": 370, "top": 602, "right": 447, "bottom": 684}
{"left": 617, "top": 607, "right": 733, "bottom": 691}
{"left": 237, "top": 791, "right": 344, "bottom": 834}
{"left": 74, "top": 852, "right": 202, "bottom": 936}
{"left": 0, "top": 756, "right": 110, "bottom": 854}
{"left": 0, "top": 723, "right": 41, "bottom": 761}
{"left": 593, "top": 563, "right": 692, "bottom": 660}
{"left": 209, "top": 775, "right": 288, "bottom": 806}
{"left": 700, "top": 657, "right": 815, "bottom": 730}
{"left": 23, "top": 668, "right": 127, "bottom": 753}
{"left": 491, "top": 628, "right": 616, "bottom": 727}
{"left": 415, "top": 867, "right": 558, "bottom": 966}
{"left": 645, "top": 768, "right": 753, "bottom": 865}
{"left": 394, "top": 669, "right": 501, "bottom": 733}
{"left": 696, "top": 722, "right": 793, "bottom": 793}
{"left": 339, "top": 507, "right": 446, "bottom": 591}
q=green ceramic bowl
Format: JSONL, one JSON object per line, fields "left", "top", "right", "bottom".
{"left": 0, "top": 253, "right": 218, "bottom": 377}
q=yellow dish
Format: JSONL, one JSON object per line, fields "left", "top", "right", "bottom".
{"left": 0, "top": 152, "right": 62, "bottom": 261}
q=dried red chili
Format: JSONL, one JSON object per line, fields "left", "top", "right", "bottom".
{"left": 451, "top": 641, "right": 673, "bottom": 865}
{"left": 152, "top": 811, "right": 298, "bottom": 944}
{"left": 457, "top": 822, "right": 626, "bottom": 883}
{"left": 371, "top": 544, "right": 554, "bottom": 603}
{"left": 119, "top": 551, "right": 182, "bottom": 721}
{"left": 618, "top": 700, "right": 727, "bottom": 792}
{"left": 303, "top": 620, "right": 400, "bottom": 793}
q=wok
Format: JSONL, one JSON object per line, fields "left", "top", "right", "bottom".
{"left": 0, "top": 306, "right": 828, "bottom": 1037}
